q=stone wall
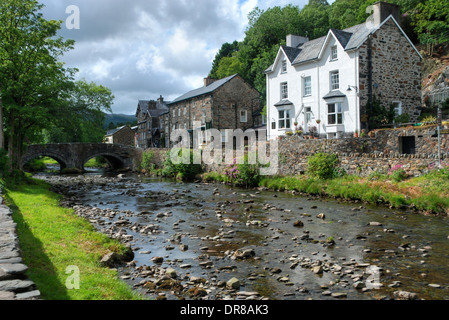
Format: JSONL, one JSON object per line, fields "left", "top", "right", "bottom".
{"left": 358, "top": 18, "right": 422, "bottom": 125}
{"left": 143, "top": 126, "right": 449, "bottom": 178}
{"left": 278, "top": 126, "right": 449, "bottom": 176}
{"left": 0, "top": 189, "right": 40, "bottom": 300}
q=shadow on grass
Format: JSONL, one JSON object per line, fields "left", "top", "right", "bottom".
{"left": 6, "top": 194, "right": 71, "bottom": 300}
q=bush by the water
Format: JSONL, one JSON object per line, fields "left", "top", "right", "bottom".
{"left": 161, "top": 150, "right": 202, "bottom": 181}
{"left": 306, "top": 153, "right": 342, "bottom": 180}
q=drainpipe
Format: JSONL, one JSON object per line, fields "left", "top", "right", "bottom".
{"left": 367, "top": 34, "right": 373, "bottom": 132}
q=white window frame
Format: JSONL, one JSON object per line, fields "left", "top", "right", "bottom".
{"left": 240, "top": 110, "right": 248, "bottom": 123}
{"left": 330, "top": 46, "right": 338, "bottom": 61}
{"left": 281, "top": 82, "right": 288, "bottom": 100}
{"left": 304, "top": 76, "right": 312, "bottom": 96}
{"left": 281, "top": 60, "right": 287, "bottom": 73}
{"left": 330, "top": 70, "right": 340, "bottom": 91}
{"left": 327, "top": 103, "right": 343, "bottom": 125}
{"left": 278, "top": 109, "right": 291, "bottom": 129}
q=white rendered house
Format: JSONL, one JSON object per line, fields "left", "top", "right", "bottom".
{"left": 265, "top": 2, "right": 422, "bottom": 140}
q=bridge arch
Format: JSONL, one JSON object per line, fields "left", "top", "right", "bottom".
{"left": 82, "top": 153, "right": 127, "bottom": 171}
{"left": 21, "top": 143, "right": 142, "bottom": 173}
{"left": 21, "top": 152, "right": 68, "bottom": 171}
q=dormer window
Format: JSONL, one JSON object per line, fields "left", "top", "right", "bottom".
{"left": 330, "top": 46, "right": 338, "bottom": 61}
{"left": 281, "top": 60, "right": 287, "bottom": 73}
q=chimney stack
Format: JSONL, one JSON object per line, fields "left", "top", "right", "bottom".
{"left": 157, "top": 95, "right": 164, "bottom": 104}
{"left": 372, "top": 1, "right": 400, "bottom": 26}
{"left": 204, "top": 76, "right": 217, "bottom": 87}
{"left": 286, "top": 34, "right": 309, "bottom": 48}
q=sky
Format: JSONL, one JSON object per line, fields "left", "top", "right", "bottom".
{"left": 40, "top": 0, "right": 317, "bottom": 115}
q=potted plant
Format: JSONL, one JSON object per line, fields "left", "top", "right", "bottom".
{"left": 295, "top": 130, "right": 303, "bottom": 136}
{"left": 309, "top": 126, "right": 317, "bottom": 138}
{"left": 354, "top": 131, "right": 359, "bottom": 138}
{"left": 286, "top": 131, "right": 294, "bottom": 136}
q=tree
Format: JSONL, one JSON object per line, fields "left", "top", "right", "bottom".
{"left": 45, "top": 80, "right": 114, "bottom": 144}
{"left": 298, "top": 0, "right": 331, "bottom": 39}
{"left": 235, "top": 5, "right": 305, "bottom": 101}
{"left": 329, "top": 0, "right": 365, "bottom": 30}
{"left": 412, "top": 0, "right": 449, "bottom": 53}
{"left": 0, "top": 0, "right": 76, "bottom": 169}
{"left": 209, "top": 41, "right": 240, "bottom": 79}
{"left": 214, "top": 56, "right": 245, "bottom": 79}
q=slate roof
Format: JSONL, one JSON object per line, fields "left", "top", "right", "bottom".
{"left": 281, "top": 46, "right": 302, "bottom": 63}
{"left": 106, "top": 126, "right": 127, "bottom": 137}
{"left": 274, "top": 99, "right": 294, "bottom": 107}
{"left": 323, "top": 90, "right": 346, "bottom": 100}
{"left": 168, "top": 74, "right": 238, "bottom": 105}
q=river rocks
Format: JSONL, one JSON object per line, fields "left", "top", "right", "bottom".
{"left": 393, "top": 291, "right": 418, "bottom": 300}
{"left": 226, "top": 278, "right": 240, "bottom": 290}
{"left": 100, "top": 248, "right": 134, "bottom": 268}
{"left": 293, "top": 220, "right": 304, "bottom": 227}
{"left": 231, "top": 248, "right": 255, "bottom": 260}
{"left": 151, "top": 257, "right": 164, "bottom": 264}
{"left": 316, "top": 213, "right": 325, "bottom": 220}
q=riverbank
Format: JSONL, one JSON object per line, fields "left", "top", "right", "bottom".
{"left": 200, "top": 171, "right": 449, "bottom": 216}
{"left": 35, "top": 173, "right": 449, "bottom": 301}
{"left": 2, "top": 177, "right": 143, "bottom": 300}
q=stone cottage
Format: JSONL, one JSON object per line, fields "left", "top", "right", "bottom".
{"left": 104, "top": 125, "right": 135, "bottom": 147}
{"left": 161, "top": 74, "right": 262, "bottom": 147}
{"left": 135, "top": 96, "right": 169, "bottom": 149}
{"left": 265, "top": 1, "right": 422, "bottom": 141}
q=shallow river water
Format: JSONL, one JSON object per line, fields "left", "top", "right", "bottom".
{"left": 37, "top": 169, "right": 449, "bottom": 300}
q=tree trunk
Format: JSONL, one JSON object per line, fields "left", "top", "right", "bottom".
{"left": 0, "top": 84, "right": 4, "bottom": 150}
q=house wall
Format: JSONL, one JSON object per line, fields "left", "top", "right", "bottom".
{"left": 212, "top": 76, "right": 260, "bottom": 131}
{"left": 358, "top": 18, "right": 422, "bottom": 127}
{"left": 164, "top": 76, "right": 260, "bottom": 147}
{"left": 267, "top": 37, "right": 359, "bottom": 141}
{"left": 110, "top": 127, "right": 135, "bottom": 147}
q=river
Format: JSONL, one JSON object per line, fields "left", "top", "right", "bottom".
{"left": 35, "top": 167, "right": 449, "bottom": 300}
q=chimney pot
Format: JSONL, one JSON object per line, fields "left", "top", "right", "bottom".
{"left": 372, "top": 1, "right": 400, "bottom": 26}
{"left": 204, "top": 77, "right": 217, "bottom": 87}
{"left": 286, "top": 34, "right": 309, "bottom": 48}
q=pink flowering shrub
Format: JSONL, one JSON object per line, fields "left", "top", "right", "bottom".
{"left": 388, "top": 164, "right": 408, "bottom": 182}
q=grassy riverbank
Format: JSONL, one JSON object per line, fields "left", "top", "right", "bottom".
{"left": 202, "top": 170, "right": 449, "bottom": 215}
{"left": 2, "top": 177, "right": 142, "bottom": 300}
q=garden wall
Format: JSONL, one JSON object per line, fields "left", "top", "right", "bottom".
{"left": 142, "top": 125, "right": 449, "bottom": 177}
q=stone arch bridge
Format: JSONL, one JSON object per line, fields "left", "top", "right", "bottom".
{"left": 21, "top": 143, "right": 143, "bottom": 172}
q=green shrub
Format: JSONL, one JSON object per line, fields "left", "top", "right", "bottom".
{"left": 224, "top": 156, "right": 262, "bottom": 188}
{"left": 306, "top": 153, "right": 340, "bottom": 180}
{"left": 140, "top": 150, "right": 155, "bottom": 171}
{"left": 161, "top": 150, "right": 202, "bottom": 181}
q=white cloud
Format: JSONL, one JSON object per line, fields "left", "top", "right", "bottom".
{"left": 40, "top": 0, "right": 315, "bottom": 114}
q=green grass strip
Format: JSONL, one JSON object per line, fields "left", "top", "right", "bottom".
{"left": 4, "top": 179, "right": 142, "bottom": 300}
